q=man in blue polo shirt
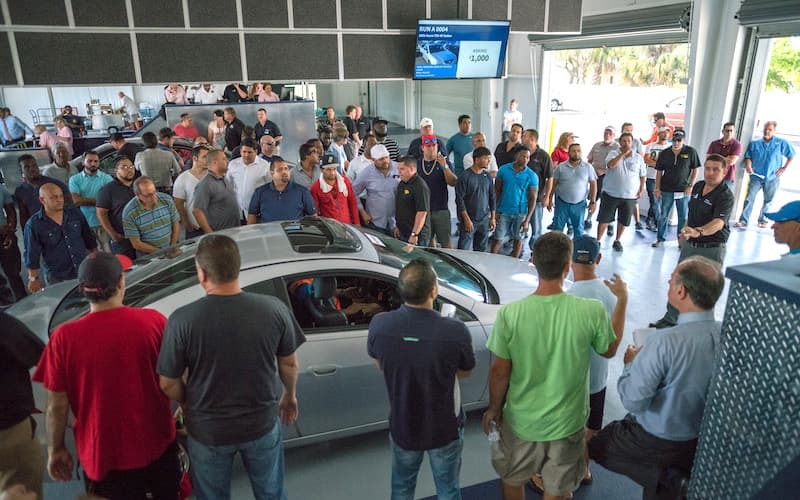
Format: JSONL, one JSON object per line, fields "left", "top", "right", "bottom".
{"left": 69, "top": 150, "right": 112, "bottom": 251}
{"left": 248, "top": 157, "right": 316, "bottom": 224}
{"left": 736, "top": 121, "right": 795, "bottom": 228}
{"left": 368, "top": 259, "right": 475, "bottom": 500}
{"left": 490, "top": 147, "right": 539, "bottom": 258}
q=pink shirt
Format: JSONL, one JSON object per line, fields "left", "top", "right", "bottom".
{"left": 57, "top": 127, "right": 74, "bottom": 155}
{"left": 38, "top": 131, "right": 58, "bottom": 151}
{"left": 259, "top": 91, "right": 280, "bottom": 102}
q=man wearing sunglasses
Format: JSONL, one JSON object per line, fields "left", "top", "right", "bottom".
{"left": 652, "top": 129, "right": 701, "bottom": 247}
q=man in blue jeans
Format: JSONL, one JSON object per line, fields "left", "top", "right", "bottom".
{"left": 491, "top": 147, "right": 539, "bottom": 258}
{"left": 735, "top": 121, "right": 795, "bottom": 228}
{"left": 368, "top": 259, "right": 475, "bottom": 500}
{"left": 158, "top": 234, "right": 306, "bottom": 500}
{"left": 652, "top": 129, "right": 701, "bottom": 247}
{"left": 549, "top": 143, "right": 598, "bottom": 238}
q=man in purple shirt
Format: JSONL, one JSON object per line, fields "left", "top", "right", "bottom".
{"left": 706, "top": 122, "right": 742, "bottom": 192}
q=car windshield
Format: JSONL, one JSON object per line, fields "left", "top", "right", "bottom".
{"left": 360, "top": 229, "right": 486, "bottom": 303}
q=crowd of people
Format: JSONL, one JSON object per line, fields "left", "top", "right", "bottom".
{"left": 1, "top": 99, "right": 799, "bottom": 500}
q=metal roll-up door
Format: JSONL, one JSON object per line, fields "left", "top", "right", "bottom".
{"left": 529, "top": 3, "right": 690, "bottom": 50}
{"left": 737, "top": 0, "right": 800, "bottom": 38}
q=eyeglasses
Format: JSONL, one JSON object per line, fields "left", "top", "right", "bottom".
{"left": 723, "top": 129, "right": 734, "bottom": 132}
{"left": 117, "top": 164, "right": 135, "bottom": 170}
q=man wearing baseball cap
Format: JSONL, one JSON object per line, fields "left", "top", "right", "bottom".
{"left": 418, "top": 134, "right": 457, "bottom": 248}
{"left": 766, "top": 200, "right": 800, "bottom": 256}
{"left": 33, "top": 252, "right": 180, "bottom": 498}
{"left": 406, "top": 117, "right": 449, "bottom": 160}
{"left": 310, "top": 153, "right": 360, "bottom": 225}
{"left": 351, "top": 144, "right": 400, "bottom": 235}
{"left": 652, "top": 128, "right": 702, "bottom": 247}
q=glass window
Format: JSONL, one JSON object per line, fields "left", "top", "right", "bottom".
{"left": 361, "top": 228, "right": 494, "bottom": 303}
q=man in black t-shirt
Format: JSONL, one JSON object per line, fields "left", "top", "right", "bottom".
{"left": 223, "top": 107, "right": 246, "bottom": 152}
{"left": 395, "top": 156, "right": 431, "bottom": 246}
{"left": 368, "top": 259, "right": 475, "bottom": 500}
{"left": 417, "top": 135, "right": 457, "bottom": 248}
{"left": 523, "top": 128, "right": 553, "bottom": 245}
{"left": 158, "top": 235, "right": 305, "bottom": 499}
{"left": 96, "top": 156, "right": 136, "bottom": 259}
{"left": 652, "top": 129, "right": 701, "bottom": 246}
{"left": 651, "top": 154, "right": 733, "bottom": 328}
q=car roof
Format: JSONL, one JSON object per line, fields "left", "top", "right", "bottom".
{"left": 125, "top": 217, "right": 381, "bottom": 283}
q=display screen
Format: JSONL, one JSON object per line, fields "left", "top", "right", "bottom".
{"left": 414, "top": 19, "right": 511, "bottom": 80}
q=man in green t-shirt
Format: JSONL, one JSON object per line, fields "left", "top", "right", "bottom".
{"left": 483, "top": 232, "right": 628, "bottom": 500}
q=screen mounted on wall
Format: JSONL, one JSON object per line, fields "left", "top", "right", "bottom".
{"left": 414, "top": 19, "right": 511, "bottom": 80}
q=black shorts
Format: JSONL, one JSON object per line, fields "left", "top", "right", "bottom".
{"left": 588, "top": 387, "right": 607, "bottom": 431}
{"left": 597, "top": 193, "right": 636, "bottom": 226}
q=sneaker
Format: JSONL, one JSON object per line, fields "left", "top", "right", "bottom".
{"left": 607, "top": 224, "right": 614, "bottom": 236}
{"left": 646, "top": 221, "right": 658, "bottom": 232}
{"left": 733, "top": 221, "right": 746, "bottom": 228}
{"left": 547, "top": 223, "right": 555, "bottom": 230}
{"left": 651, "top": 239, "right": 664, "bottom": 248}
{"left": 567, "top": 227, "right": 574, "bottom": 236}
{"left": 635, "top": 221, "right": 644, "bottom": 230}
{"left": 612, "top": 240, "right": 623, "bottom": 252}
{"left": 757, "top": 221, "right": 769, "bottom": 228}
{"left": 584, "top": 220, "right": 593, "bottom": 230}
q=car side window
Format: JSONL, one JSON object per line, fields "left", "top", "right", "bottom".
{"left": 243, "top": 278, "right": 285, "bottom": 301}
{"left": 282, "top": 273, "right": 402, "bottom": 332}
{"left": 434, "top": 296, "right": 478, "bottom": 323}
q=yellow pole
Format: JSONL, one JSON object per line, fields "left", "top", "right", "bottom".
{"left": 547, "top": 115, "right": 556, "bottom": 153}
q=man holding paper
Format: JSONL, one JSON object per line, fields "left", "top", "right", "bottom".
{"left": 589, "top": 256, "right": 725, "bottom": 500}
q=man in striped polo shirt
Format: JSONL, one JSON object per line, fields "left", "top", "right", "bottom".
{"left": 122, "top": 176, "right": 180, "bottom": 257}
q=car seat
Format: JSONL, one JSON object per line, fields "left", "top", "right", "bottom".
{"left": 306, "top": 277, "right": 348, "bottom": 327}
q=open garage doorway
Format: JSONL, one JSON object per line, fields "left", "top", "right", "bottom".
{"left": 541, "top": 43, "right": 689, "bottom": 154}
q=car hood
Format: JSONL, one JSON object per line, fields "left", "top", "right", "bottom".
{"left": 437, "top": 249, "right": 539, "bottom": 304}
{"left": 6, "top": 280, "right": 77, "bottom": 342}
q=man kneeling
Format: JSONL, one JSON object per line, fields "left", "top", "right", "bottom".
{"left": 589, "top": 256, "right": 725, "bottom": 499}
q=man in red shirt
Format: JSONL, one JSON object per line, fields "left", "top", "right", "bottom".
{"left": 33, "top": 252, "right": 180, "bottom": 498}
{"left": 172, "top": 113, "right": 200, "bottom": 140}
{"left": 310, "top": 153, "right": 360, "bottom": 225}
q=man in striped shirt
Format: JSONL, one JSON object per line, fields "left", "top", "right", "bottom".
{"left": 122, "top": 177, "right": 180, "bottom": 257}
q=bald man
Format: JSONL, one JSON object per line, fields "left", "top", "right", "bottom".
{"left": 23, "top": 183, "right": 97, "bottom": 292}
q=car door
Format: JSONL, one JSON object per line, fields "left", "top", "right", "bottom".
{"left": 434, "top": 288, "right": 489, "bottom": 406}
{"left": 241, "top": 260, "right": 394, "bottom": 440}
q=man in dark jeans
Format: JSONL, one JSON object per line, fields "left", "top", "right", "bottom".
{"left": 368, "top": 259, "right": 475, "bottom": 499}
{"left": 0, "top": 311, "right": 45, "bottom": 497}
{"left": 0, "top": 183, "right": 26, "bottom": 301}
{"left": 96, "top": 156, "right": 137, "bottom": 259}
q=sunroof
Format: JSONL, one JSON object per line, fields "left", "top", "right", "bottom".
{"left": 281, "top": 217, "right": 362, "bottom": 254}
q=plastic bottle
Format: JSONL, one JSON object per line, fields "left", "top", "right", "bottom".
{"left": 488, "top": 420, "right": 500, "bottom": 443}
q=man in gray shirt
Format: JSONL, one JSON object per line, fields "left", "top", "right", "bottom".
{"left": 351, "top": 144, "right": 400, "bottom": 234}
{"left": 455, "top": 147, "right": 496, "bottom": 252}
{"left": 158, "top": 234, "right": 305, "bottom": 500}
{"left": 586, "top": 126, "right": 620, "bottom": 232}
{"left": 192, "top": 149, "right": 241, "bottom": 233}
{"left": 589, "top": 256, "right": 724, "bottom": 499}
{"left": 549, "top": 143, "right": 598, "bottom": 237}
{"left": 134, "top": 132, "right": 180, "bottom": 193}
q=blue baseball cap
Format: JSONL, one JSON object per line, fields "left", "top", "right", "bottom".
{"left": 572, "top": 235, "right": 601, "bottom": 264}
{"left": 765, "top": 201, "right": 800, "bottom": 222}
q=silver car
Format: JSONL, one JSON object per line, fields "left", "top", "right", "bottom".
{"left": 9, "top": 217, "right": 537, "bottom": 447}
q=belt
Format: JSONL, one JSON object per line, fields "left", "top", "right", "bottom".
{"left": 688, "top": 241, "right": 725, "bottom": 248}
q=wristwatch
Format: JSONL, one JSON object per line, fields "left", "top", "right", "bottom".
{"left": 410, "top": 232, "right": 417, "bottom": 237}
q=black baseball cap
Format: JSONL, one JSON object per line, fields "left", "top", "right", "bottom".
{"left": 78, "top": 252, "right": 132, "bottom": 293}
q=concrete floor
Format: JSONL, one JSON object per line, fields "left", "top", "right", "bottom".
{"left": 41, "top": 215, "right": 788, "bottom": 500}
{"left": 39, "top": 124, "right": 797, "bottom": 499}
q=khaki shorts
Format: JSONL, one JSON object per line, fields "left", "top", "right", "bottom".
{"left": 491, "top": 420, "right": 586, "bottom": 496}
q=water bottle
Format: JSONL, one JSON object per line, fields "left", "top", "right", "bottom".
{"left": 487, "top": 421, "right": 500, "bottom": 443}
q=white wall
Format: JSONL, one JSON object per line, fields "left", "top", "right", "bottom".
{"left": 375, "top": 81, "right": 406, "bottom": 125}
{"left": 315, "top": 82, "right": 363, "bottom": 115}
{"left": 418, "top": 80, "right": 479, "bottom": 138}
